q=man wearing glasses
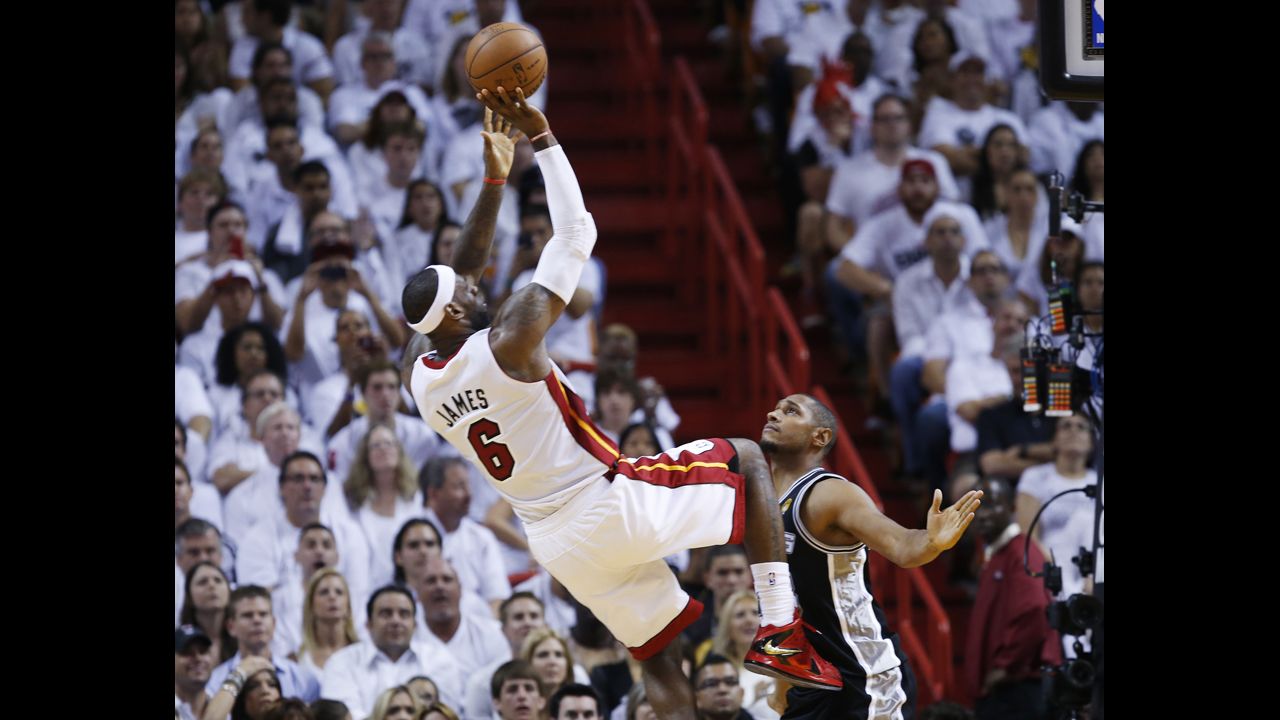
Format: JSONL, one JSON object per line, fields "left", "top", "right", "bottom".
{"left": 694, "top": 654, "right": 752, "bottom": 720}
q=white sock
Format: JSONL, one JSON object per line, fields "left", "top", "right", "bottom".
{"left": 751, "top": 562, "right": 795, "bottom": 627}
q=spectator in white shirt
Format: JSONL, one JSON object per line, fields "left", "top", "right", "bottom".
{"left": 333, "top": 0, "right": 433, "bottom": 88}
{"left": 175, "top": 625, "right": 215, "bottom": 720}
{"left": 236, "top": 451, "right": 373, "bottom": 616}
{"left": 221, "top": 42, "right": 326, "bottom": 139}
{"left": 420, "top": 457, "right": 513, "bottom": 612}
{"left": 969, "top": 124, "right": 1034, "bottom": 222}
{"left": 223, "top": 402, "right": 310, "bottom": 550}
{"left": 179, "top": 260, "right": 272, "bottom": 389}
{"left": 1028, "top": 101, "right": 1104, "bottom": 180}
{"left": 326, "top": 360, "right": 446, "bottom": 485}
{"left": 330, "top": 34, "right": 435, "bottom": 149}
{"left": 303, "top": 309, "right": 389, "bottom": 438}
{"left": 229, "top": 0, "right": 335, "bottom": 102}
{"left": 413, "top": 556, "right": 509, "bottom": 681}
{"left": 294, "top": 568, "right": 362, "bottom": 677}
{"left": 981, "top": 165, "right": 1048, "bottom": 281}
{"left": 177, "top": 518, "right": 228, "bottom": 587}
{"left": 185, "top": 127, "right": 243, "bottom": 206}
{"left": 345, "top": 423, "right": 425, "bottom": 588}
{"left": 466, "top": 592, "right": 550, "bottom": 720}
{"left": 1069, "top": 140, "right": 1104, "bottom": 262}
{"left": 273, "top": 524, "right": 359, "bottom": 666}
{"left": 177, "top": 455, "right": 223, "bottom": 540}
{"left": 902, "top": 15, "right": 958, "bottom": 128}
{"left": 918, "top": 51, "right": 1029, "bottom": 199}
{"left": 388, "top": 180, "right": 450, "bottom": 289}
{"left": 945, "top": 332, "right": 1022, "bottom": 462}
{"left": 177, "top": 169, "right": 225, "bottom": 266}
{"left": 520, "top": 628, "right": 586, "bottom": 706}
{"left": 205, "top": 372, "right": 286, "bottom": 521}
{"left": 282, "top": 221, "right": 407, "bottom": 392}
{"left": 261, "top": 161, "right": 338, "bottom": 286}
{"left": 322, "top": 585, "right": 466, "bottom": 717}
{"left": 176, "top": 202, "right": 288, "bottom": 340}
{"left": 889, "top": 206, "right": 975, "bottom": 490}
{"left": 1016, "top": 216, "right": 1087, "bottom": 317}
{"left": 358, "top": 122, "right": 425, "bottom": 244}
{"left": 824, "top": 94, "right": 961, "bottom": 255}
{"left": 177, "top": 370, "right": 215, "bottom": 473}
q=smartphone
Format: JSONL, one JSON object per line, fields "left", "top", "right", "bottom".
{"left": 319, "top": 265, "right": 349, "bottom": 281}
{"left": 357, "top": 335, "right": 376, "bottom": 352}
{"left": 229, "top": 235, "right": 245, "bottom": 259}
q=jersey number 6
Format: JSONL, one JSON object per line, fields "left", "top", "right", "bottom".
{"left": 467, "top": 418, "right": 515, "bottom": 481}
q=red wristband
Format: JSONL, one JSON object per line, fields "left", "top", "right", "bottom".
{"left": 483, "top": 177, "right": 506, "bottom": 185}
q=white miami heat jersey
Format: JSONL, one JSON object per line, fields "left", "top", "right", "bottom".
{"left": 410, "top": 328, "right": 620, "bottom": 523}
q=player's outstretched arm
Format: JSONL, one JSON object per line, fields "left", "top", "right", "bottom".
{"left": 451, "top": 107, "right": 521, "bottom": 281}
{"left": 805, "top": 480, "right": 982, "bottom": 568}
{"left": 477, "top": 87, "right": 597, "bottom": 380}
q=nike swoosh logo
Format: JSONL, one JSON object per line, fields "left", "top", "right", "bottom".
{"left": 761, "top": 640, "right": 802, "bottom": 657}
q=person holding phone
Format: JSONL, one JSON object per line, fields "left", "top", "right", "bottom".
{"left": 282, "top": 210, "right": 407, "bottom": 394}
{"left": 177, "top": 200, "right": 288, "bottom": 341}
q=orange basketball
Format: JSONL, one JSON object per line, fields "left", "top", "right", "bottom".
{"left": 465, "top": 22, "right": 548, "bottom": 98}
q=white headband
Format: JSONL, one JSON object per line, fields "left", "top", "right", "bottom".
{"left": 408, "top": 265, "right": 457, "bottom": 335}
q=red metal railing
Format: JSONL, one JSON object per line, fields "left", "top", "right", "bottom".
{"left": 763, "top": 287, "right": 810, "bottom": 410}
{"left": 664, "top": 56, "right": 708, "bottom": 263}
{"left": 621, "top": 0, "right": 662, "bottom": 187}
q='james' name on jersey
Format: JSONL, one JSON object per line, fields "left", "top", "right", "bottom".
{"left": 434, "top": 388, "right": 490, "bottom": 427}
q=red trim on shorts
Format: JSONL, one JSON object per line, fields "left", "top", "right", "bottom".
{"left": 629, "top": 595, "right": 705, "bottom": 660}
{"left": 543, "top": 371, "right": 621, "bottom": 468}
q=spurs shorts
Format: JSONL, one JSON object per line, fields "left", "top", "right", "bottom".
{"left": 524, "top": 438, "right": 746, "bottom": 659}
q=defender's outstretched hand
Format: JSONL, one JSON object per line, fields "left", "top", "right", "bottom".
{"left": 476, "top": 86, "right": 549, "bottom": 140}
{"left": 480, "top": 106, "right": 520, "bottom": 180}
{"left": 925, "top": 489, "right": 982, "bottom": 551}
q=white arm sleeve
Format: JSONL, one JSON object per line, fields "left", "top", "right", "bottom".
{"left": 531, "top": 144, "right": 597, "bottom": 303}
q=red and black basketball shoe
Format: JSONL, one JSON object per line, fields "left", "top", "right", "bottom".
{"left": 743, "top": 613, "right": 843, "bottom": 691}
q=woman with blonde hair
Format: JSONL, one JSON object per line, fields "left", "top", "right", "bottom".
{"left": 696, "top": 589, "right": 774, "bottom": 709}
{"left": 293, "top": 568, "right": 360, "bottom": 675}
{"left": 346, "top": 423, "right": 423, "bottom": 587}
{"left": 419, "top": 702, "right": 461, "bottom": 720}
{"left": 520, "top": 627, "right": 585, "bottom": 698}
{"left": 368, "top": 685, "right": 421, "bottom": 720}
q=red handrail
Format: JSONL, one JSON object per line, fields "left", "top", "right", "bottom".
{"left": 665, "top": 56, "right": 708, "bottom": 263}
{"left": 621, "top": 0, "right": 662, "bottom": 186}
{"left": 763, "top": 288, "right": 810, "bottom": 411}
{"left": 704, "top": 147, "right": 765, "bottom": 297}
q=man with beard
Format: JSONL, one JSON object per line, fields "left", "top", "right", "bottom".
{"left": 758, "top": 393, "right": 982, "bottom": 719}
{"left": 400, "top": 97, "right": 844, "bottom": 718}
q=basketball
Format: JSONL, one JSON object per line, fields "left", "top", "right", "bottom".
{"left": 465, "top": 22, "right": 548, "bottom": 98}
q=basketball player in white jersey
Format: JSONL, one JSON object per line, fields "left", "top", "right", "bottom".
{"left": 398, "top": 91, "right": 843, "bottom": 719}
{"left": 759, "top": 393, "right": 983, "bottom": 720}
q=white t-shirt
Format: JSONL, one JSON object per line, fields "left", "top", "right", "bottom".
{"left": 922, "top": 295, "right": 993, "bottom": 365}
{"left": 176, "top": 229, "right": 208, "bottom": 266}
{"left": 1016, "top": 463, "right": 1098, "bottom": 598}
{"left": 229, "top": 27, "right": 335, "bottom": 85}
{"left": 280, "top": 291, "right": 379, "bottom": 391}
{"left": 413, "top": 611, "right": 509, "bottom": 679}
{"left": 226, "top": 123, "right": 360, "bottom": 223}
{"left": 321, "top": 638, "right": 465, "bottom": 719}
{"left": 389, "top": 224, "right": 434, "bottom": 286}
{"left": 176, "top": 364, "right": 215, "bottom": 424}
{"left": 422, "top": 509, "right": 514, "bottom": 604}
{"left": 918, "top": 97, "right": 1030, "bottom": 200}
{"left": 1028, "top": 102, "right": 1105, "bottom": 181}
{"left": 174, "top": 262, "right": 288, "bottom": 339}
{"left": 302, "top": 373, "right": 355, "bottom": 436}
{"left": 841, "top": 201, "right": 989, "bottom": 281}
{"left": 328, "top": 80, "right": 434, "bottom": 135}
{"left": 891, "top": 257, "right": 974, "bottom": 358}
{"left": 219, "top": 84, "right": 326, "bottom": 139}
{"left": 1081, "top": 212, "right": 1104, "bottom": 262}
{"left": 510, "top": 259, "right": 602, "bottom": 364}
{"left": 325, "top": 414, "right": 446, "bottom": 489}
{"left": 982, "top": 212, "right": 1049, "bottom": 281}
{"left": 356, "top": 493, "right": 425, "bottom": 589}
{"left": 944, "top": 352, "right": 1012, "bottom": 452}
{"left": 825, "top": 147, "right": 961, "bottom": 230}
{"left": 986, "top": 15, "right": 1037, "bottom": 84}
{"left": 332, "top": 27, "right": 434, "bottom": 88}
